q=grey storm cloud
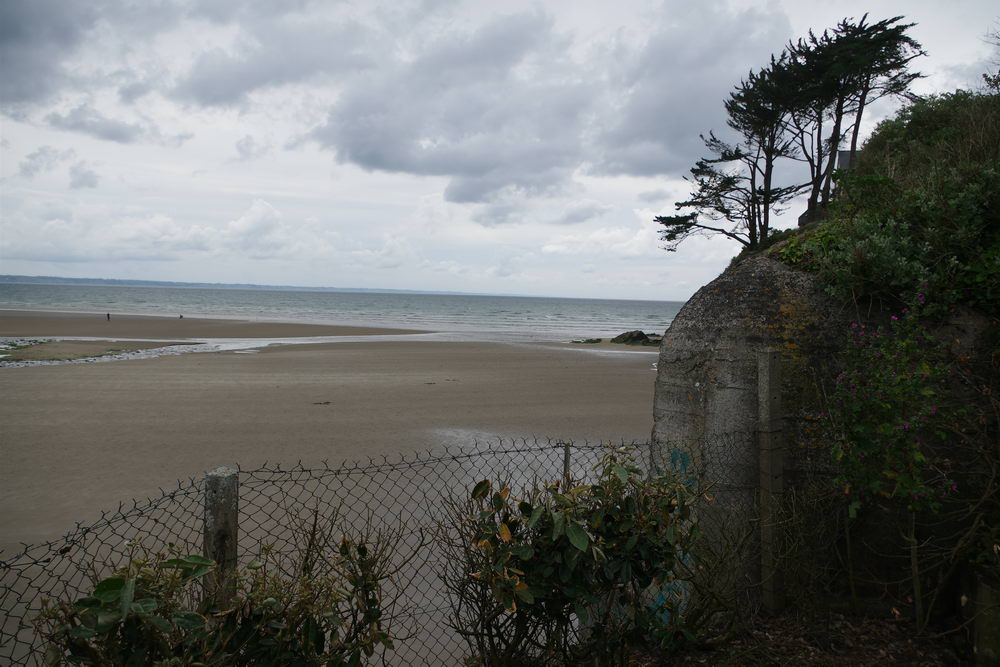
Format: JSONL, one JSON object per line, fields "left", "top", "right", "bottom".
{"left": 473, "top": 201, "right": 524, "bottom": 227}
{"left": 18, "top": 146, "right": 75, "bottom": 178}
{"left": 637, "top": 189, "right": 670, "bottom": 203}
{"left": 3, "top": 0, "right": 799, "bottom": 203}
{"left": 310, "top": 10, "right": 594, "bottom": 203}
{"left": 69, "top": 161, "right": 99, "bottom": 189}
{"left": 591, "top": 2, "right": 792, "bottom": 177}
{"left": 235, "top": 135, "right": 269, "bottom": 161}
{"left": 173, "top": 18, "right": 374, "bottom": 106}
{"left": 44, "top": 103, "right": 193, "bottom": 146}
{"left": 0, "top": 0, "right": 100, "bottom": 107}
{"left": 118, "top": 81, "right": 153, "bottom": 103}
{"left": 307, "top": 2, "right": 796, "bottom": 204}
{"left": 0, "top": 0, "right": 323, "bottom": 110}
{"left": 191, "top": 0, "right": 321, "bottom": 24}
{"left": 47, "top": 105, "right": 145, "bottom": 143}
{"left": 553, "top": 201, "right": 612, "bottom": 225}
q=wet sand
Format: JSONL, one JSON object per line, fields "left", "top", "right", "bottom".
{"left": 0, "top": 311, "right": 658, "bottom": 556}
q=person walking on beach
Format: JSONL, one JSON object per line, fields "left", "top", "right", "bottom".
{"left": 106, "top": 313, "right": 110, "bottom": 321}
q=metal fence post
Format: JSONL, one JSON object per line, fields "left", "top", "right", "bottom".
{"left": 758, "top": 350, "right": 784, "bottom": 614}
{"left": 204, "top": 466, "right": 239, "bottom": 610}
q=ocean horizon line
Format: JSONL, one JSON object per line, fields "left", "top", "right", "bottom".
{"left": 0, "top": 274, "right": 682, "bottom": 305}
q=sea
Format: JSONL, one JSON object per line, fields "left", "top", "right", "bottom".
{"left": 0, "top": 282, "right": 685, "bottom": 342}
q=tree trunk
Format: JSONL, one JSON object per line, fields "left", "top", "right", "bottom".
{"left": 848, "top": 82, "right": 871, "bottom": 161}
{"left": 821, "top": 95, "right": 846, "bottom": 205}
{"left": 761, "top": 134, "right": 775, "bottom": 241}
{"left": 806, "top": 112, "right": 824, "bottom": 219}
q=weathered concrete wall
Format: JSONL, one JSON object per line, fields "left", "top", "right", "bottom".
{"left": 651, "top": 253, "right": 837, "bottom": 474}
{"left": 651, "top": 253, "right": 842, "bottom": 609}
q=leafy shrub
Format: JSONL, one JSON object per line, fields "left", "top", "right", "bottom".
{"left": 859, "top": 90, "right": 1000, "bottom": 189}
{"left": 772, "top": 89, "right": 1000, "bottom": 635}
{"left": 729, "top": 227, "right": 799, "bottom": 267}
{"left": 776, "top": 91, "right": 1000, "bottom": 312}
{"left": 36, "top": 510, "right": 408, "bottom": 666}
{"left": 824, "top": 303, "right": 954, "bottom": 515}
{"left": 440, "top": 447, "right": 700, "bottom": 665}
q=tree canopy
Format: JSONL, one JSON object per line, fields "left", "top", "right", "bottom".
{"left": 657, "top": 14, "right": 923, "bottom": 252}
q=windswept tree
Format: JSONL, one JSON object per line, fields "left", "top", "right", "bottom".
{"left": 658, "top": 14, "right": 923, "bottom": 251}
{"left": 784, "top": 14, "right": 924, "bottom": 221}
{"left": 656, "top": 61, "right": 800, "bottom": 251}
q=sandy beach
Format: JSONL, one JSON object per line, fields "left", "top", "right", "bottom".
{"left": 0, "top": 311, "right": 658, "bottom": 556}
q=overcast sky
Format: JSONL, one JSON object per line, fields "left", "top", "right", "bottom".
{"left": 1, "top": 0, "right": 996, "bottom": 300}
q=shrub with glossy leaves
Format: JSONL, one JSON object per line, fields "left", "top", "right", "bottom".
{"left": 448, "top": 447, "right": 700, "bottom": 665}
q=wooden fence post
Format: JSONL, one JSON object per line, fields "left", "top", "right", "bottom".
{"left": 758, "top": 350, "right": 785, "bottom": 614}
{"left": 563, "top": 442, "right": 572, "bottom": 487}
{"left": 204, "top": 466, "right": 238, "bottom": 610}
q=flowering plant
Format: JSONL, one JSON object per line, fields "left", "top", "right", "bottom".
{"left": 827, "top": 299, "right": 956, "bottom": 515}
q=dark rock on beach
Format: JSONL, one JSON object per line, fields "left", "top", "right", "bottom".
{"left": 611, "top": 330, "right": 662, "bottom": 346}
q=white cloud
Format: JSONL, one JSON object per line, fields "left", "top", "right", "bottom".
{"left": 542, "top": 212, "right": 662, "bottom": 260}
{"left": 218, "top": 199, "right": 338, "bottom": 260}
{"left": 0, "top": 205, "right": 212, "bottom": 262}
{"left": 0, "top": 198, "right": 340, "bottom": 265}
{"left": 349, "top": 234, "right": 417, "bottom": 269}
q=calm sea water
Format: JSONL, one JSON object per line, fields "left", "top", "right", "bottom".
{"left": 0, "top": 283, "right": 684, "bottom": 341}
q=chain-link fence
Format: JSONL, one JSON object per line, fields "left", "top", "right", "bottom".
{"left": 1, "top": 476, "right": 206, "bottom": 665}
{"left": 2, "top": 438, "right": 674, "bottom": 666}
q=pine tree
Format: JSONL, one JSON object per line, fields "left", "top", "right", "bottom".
{"left": 657, "top": 14, "right": 923, "bottom": 251}
{"left": 783, "top": 15, "right": 923, "bottom": 222}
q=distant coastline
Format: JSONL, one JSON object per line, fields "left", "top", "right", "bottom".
{"left": 0, "top": 274, "right": 495, "bottom": 298}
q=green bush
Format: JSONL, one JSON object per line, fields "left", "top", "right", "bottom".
{"left": 825, "top": 303, "right": 954, "bottom": 515}
{"left": 859, "top": 90, "right": 1000, "bottom": 189}
{"left": 441, "top": 447, "right": 700, "bottom": 665}
{"left": 777, "top": 91, "right": 1000, "bottom": 311}
{"left": 36, "top": 511, "right": 407, "bottom": 666}
{"left": 774, "top": 89, "right": 1000, "bottom": 634}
